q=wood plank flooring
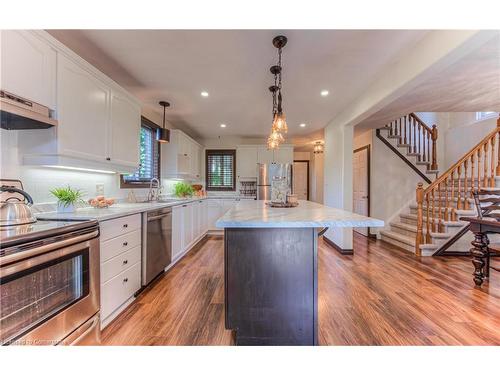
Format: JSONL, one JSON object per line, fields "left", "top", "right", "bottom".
{"left": 102, "top": 234, "right": 500, "bottom": 345}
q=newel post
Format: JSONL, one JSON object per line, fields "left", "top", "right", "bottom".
{"left": 496, "top": 115, "right": 500, "bottom": 176}
{"left": 415, "top": 182, "right": 424, "bottom": 256}
{"left": 431, "top": 124, "right": 438, "bottom": 171}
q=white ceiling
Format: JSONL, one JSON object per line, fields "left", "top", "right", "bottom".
{"left": 356, "top": 33, "right": 500, "bottom": 131}
{"left": 48, "top": 29, "right": 428, "bottom": 144}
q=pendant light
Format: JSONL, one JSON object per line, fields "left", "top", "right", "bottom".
{"left": 156, "top": 101, "right": 170, "bottom": 143}
{"left": 267, "top": 35, "right": 288, "bottom": 149}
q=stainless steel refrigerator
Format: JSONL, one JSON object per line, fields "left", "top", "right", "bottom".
{"left": 257, "top": 163, "right": 293, "bottom": 200}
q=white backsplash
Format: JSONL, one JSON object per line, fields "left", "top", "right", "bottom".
{"left": 0, "top": 129, "right": 188, "bottom": 205}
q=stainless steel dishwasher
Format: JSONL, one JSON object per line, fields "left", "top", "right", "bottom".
{"left": 142, "top": 207, "right": 172, "bottom": 286}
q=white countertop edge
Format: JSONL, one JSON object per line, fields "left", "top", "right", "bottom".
{"left": 36, "top": 196, "right": 255, "bottom": 222}
{"left": 215, "top": 220, "right": 384, "bottom": 229}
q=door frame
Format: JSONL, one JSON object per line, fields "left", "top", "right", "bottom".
{"left": 353, "top": 145, "right": 372, "bottom": 237}
{"left": 293, "top": 160, "right": 310, "bottom": 201}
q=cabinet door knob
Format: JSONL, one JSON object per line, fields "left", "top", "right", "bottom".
{"left": 106, "top": 157, "right": 111, "bottom": 161}
{"left": 123, "top": 241, "right": 128, "bottom": 246}
{"left": 123, "top": 224, "right": 128, "bottom": 228}
{"left": 123, "top": 278, "right": 128, "bottom": 283}
{"left": 123, "top": 260, "right": 128, "bottom": 265}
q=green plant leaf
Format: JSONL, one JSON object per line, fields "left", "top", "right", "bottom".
{"left": 173, "top": 182, "right": 194, "bottom": 197}
{"left": 50, "top": 186, "right": 85, "bottom": 207}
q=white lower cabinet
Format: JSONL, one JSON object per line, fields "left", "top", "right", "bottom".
{"left": 172, "top": 205, "right": 184, "bottom": 260}
{"left": 99, "top": 214, "right": 142, "bottom": 328}
{"left": 101, "top": 262, "right": 141, "bottom": 324}
{"left": 171, "top": 200, "right": 209, "bottom": 263}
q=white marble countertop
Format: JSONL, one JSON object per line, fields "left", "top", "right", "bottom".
{"left": 216, "top": 200, "right": 384, "bottom": 228}
{"left": 35, "top": 195, "right": 256, "bottom": 222}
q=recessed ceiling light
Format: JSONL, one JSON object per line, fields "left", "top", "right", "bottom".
{"left": 201, "top": 91, "right": 209, "bottom": 97}
{"left": 220, "top": 124, "right": 227, "bottom": 128}
{"left": 300, "top": 123, "right": 306, "bottom": 127}
{"left": 321, "top": 90, "right": 329, "bottom": 97}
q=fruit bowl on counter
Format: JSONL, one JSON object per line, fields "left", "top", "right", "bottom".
{"left": 88, "top": 195, "right": 115, "bottom": 208}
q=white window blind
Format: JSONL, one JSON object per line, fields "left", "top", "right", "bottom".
{"left": 124, "top": 124, "right": 159, "bottom": 183}
{"left": 206, "top": 150, "right": 236, "bottom": 191}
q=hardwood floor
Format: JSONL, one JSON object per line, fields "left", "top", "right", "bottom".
{"left": 101, "top": 234, "right": 500, "bottom": 345}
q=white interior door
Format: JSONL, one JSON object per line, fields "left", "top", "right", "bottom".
{"left": 293, "top": 161, "right": 309, "bottom": 200}
{"left": 353, "top": 147, "right": 369, "bottom": 236}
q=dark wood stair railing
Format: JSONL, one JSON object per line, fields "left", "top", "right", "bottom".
{"left": 377, "top": 113, "right": 438, "bottom": 184}
{"left": 415, "top": 115, "right": 500, "bottom": 255}
{"left": 385, "top": 113, "right": 438, "bottom": 171}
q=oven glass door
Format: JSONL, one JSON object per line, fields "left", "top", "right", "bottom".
{"left": 0, "top": 249, "right": 90, "bottom": 345}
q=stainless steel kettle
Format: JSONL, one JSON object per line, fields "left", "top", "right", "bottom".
{"left": 0, "top": 186, "right": 37, "bottom": 226}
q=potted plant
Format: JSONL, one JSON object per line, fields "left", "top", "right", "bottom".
{"left": 50, "top": 186, "right": 85, "bottom": 213}
{"left": 173, "top": 182, "right": 194, "bottom": 198}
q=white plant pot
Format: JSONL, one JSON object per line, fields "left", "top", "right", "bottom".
{"left": 57, "top": 202, "right": 75, "bottom": 213}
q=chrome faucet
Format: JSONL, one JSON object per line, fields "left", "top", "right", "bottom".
{"left": 148, "top": 178, "right": 160, "bottom": 201}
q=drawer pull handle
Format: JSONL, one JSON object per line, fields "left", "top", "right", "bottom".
{"left": 123, "top": 278, "right": 128, "bottom": 283}
{"left": 123, "top": 242, "right": 128, "bottom": 246}
{"left": 123, "top": 224, "right": 128, "bottom": 228}
{"left": 123, "top": 260, "right": 128, "bottom": 265}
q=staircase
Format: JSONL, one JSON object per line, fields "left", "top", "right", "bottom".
{"left": 376, "top": 113, "right": 439, "bottom": 183}
{"left": 379, "top": 114, "right": 500, "bottom": 256}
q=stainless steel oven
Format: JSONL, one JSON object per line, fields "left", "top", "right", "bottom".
{"left": 0, "top": 222, "right": 100, "bottom": 345}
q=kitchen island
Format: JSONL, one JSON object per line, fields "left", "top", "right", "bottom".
{"left": 216, "top": 200, "right": 384, "bottom": 345}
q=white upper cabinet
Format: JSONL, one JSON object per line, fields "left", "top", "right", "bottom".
{"left": 17, "top": 31, "right": 141, "bottom": 173}
{"left": 236, "top": 146, "right": 258, "bottom": 178}
{"left": 161, "top": 129, "right": 202, "bottom": 179}
{"left": 0, "top": 30, "right": 56, "bottom": 109}
{"left": 257, "top": 147, "right": 274, "bottom": 164}
{"left": 109, "top": 91, "right": 141, "bottom": 167}
{"left": 57, "top": 54, "right": 110, "bottom": 162}
{"left": 274, "top": 145, "right": 294, "bottom": 164}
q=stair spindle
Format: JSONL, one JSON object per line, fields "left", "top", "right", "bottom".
{"left": 483, "top": 142, "right": 489, "bottom": 188}
{"left": 415, "top": 183, "right": 424, "bottom": 255}
{"left": 477, "top": 147, "right": 482, "bottom": 192}
{"left": 470, "top": 152, "right": 475, "bottom": 202}
{"left": 403, "top": 116, "right": 408, "bottom": 144}
{"left": 431, "top": 190, "right": 436, "bottom": 232}
{"left": 490, "top": 136, "right": 496, "bottom": 187}
{"left": 425, "top": 193, "right": 431, "bottom": 243}
{"left": 417, "top": 122, "right": 421, "bottom": 160}
{"left": 457, "top": 165, "right": 462, "bottom": 210}
{"left": 398, "top": 118, "right": 402, "bottom": 141}
{"left": 450, "top": 170, "right": 456, "bottom": 221}
{"left": 444, "top": 177, "right": 449, "bottom": 222}
{"left": 413, "top": 118, "right": 417, "bottom": 154}
{"left": 437, "top": 183, "right": 443, "bottom": 232}
{"left": 464, "top": 159, "right": 469, "bottom": 210}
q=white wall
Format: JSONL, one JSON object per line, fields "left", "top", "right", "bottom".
{"left": 310, "top": 152, "right": 324, "bottom": 204}
{"left": 445, "top": 113, "right": 498, "bottom": 168}
{"left": 323, "top": 124, "right": 353, "bottom": 250}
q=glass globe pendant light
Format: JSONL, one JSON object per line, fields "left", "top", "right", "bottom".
{"left": 267, "top": 35, "right": 288, "bottom": 149}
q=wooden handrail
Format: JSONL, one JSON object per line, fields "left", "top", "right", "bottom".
{"left": 409, "top": 113, "right": 433, "bottom": 134}
{"left": 383, "top": 112, "right": 438, "bottom": 172}
{"left": 415, "top": 115, "right": 500, "bottom": 254}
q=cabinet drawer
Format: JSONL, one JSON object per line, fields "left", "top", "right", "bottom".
{"left": 100, "top": 214, "right": 141, "bottom": 241}
{"left": 101, "top": 261, "right": 141, "bottom": 320}
{"left": 100, "top": 229, "right": 141, "bottom": 262}
{"left": 101, "top": 245, "right": 141, "bottom": 283}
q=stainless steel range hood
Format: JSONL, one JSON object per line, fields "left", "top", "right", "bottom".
{"left": 0, "top": 90, "right": 58, "bottom": 130}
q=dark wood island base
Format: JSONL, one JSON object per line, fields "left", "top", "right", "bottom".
{"left": 224, "top": 227, "right": 319, "bottom": 345}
